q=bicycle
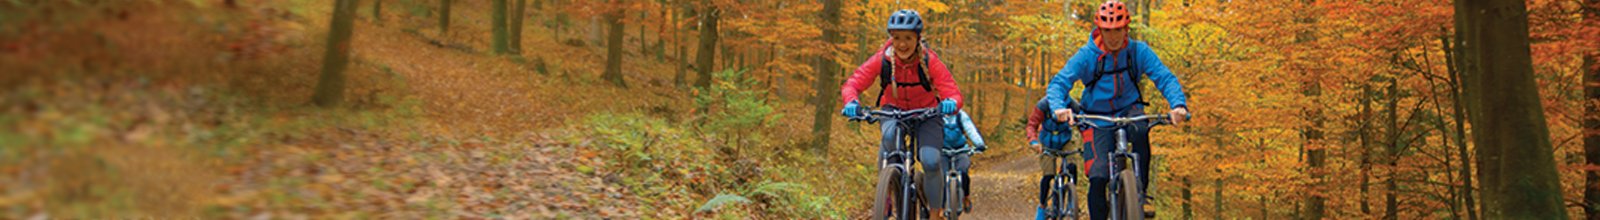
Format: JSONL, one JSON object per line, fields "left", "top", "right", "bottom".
{"left": 850, "top": 107, "right": 942, "bottom": 220}
{"left": 1041, "top": 147, "right": 1084, "bottom": 220}
{"left": 938, "top": 111, "right": 986, "bottom": 220}
{"left": 1072, "top": 113, "right": 1176, "bottom": 220}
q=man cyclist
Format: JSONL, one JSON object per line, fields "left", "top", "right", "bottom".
{"left": 839, "top": 9, "right": 965, "bottom": 220}
{"left": 1044, "top": 1, "right": 1191, "bottom": 219}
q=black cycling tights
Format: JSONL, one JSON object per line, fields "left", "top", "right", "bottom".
{"left": 1037, "top": 174, "right": 1054, "bottom": 206}
{"left": 1088, "top": 178, "right": 1109, "bottom": 220}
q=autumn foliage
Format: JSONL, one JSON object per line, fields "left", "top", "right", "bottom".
{"left": 0, "top": 0, "right": 1596, "bottom": 219}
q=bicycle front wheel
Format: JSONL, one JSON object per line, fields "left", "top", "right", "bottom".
{"left": 1116, "top": 169, "right": 1144, "bottom": 220}
{"left": 871, "top": 167, "right": 905, "bottom": 219}
{"left": 946, "top": 175, "right": 964, "bottom": 216}
{"left": 1063, "top": 174, "right": 1080, "bottom": 220}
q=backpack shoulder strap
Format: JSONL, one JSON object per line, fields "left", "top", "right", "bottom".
{"left": 876, "top": 56, "right": 893, "bottom": 106}
{"left": 916, "top": 55, "right": 932, "bottom": 92}
{"left": 1128, "top": 47, "right": 1149, "bottom": 107}
{"left": 874, "top": 47, "right": 938, "bottom": 106}
{"left": 1081, "top": 49, "right": 1151, "bottom": 113}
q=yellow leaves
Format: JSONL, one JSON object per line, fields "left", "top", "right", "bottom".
{"left": 915, "top": 0, "right": 951, "bottom": 13}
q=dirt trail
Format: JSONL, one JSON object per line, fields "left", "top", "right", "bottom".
{"left": 965, "top": 151, "right": 1049, "bottom": 219}
{"left": 353, "top": 25, "right": 544, "bottom": 137}
{"left": 317, "top": 9, "right": 651, "bottom": 218}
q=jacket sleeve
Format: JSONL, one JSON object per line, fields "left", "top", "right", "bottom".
{"left": 841, "top": 42, "right": 893, "bottom": 105}
{"left": 1136, "top": 44, "right": 1188, "bottom": 109}
{"left": 1047, "top": 50, "right": 1091, "bottom": 112}
{"left": 1027, "top": 107, "right": 1044, "bottom": 143}
{"left": 925, "top": 47, "right": 963, "bottom": 109}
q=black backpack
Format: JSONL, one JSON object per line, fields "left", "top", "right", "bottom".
{"left": 1081, "top": 48, "right": 1150, "bottom": 114}
{"left": 874, "top": 48, "right": 934, "bottom": 106}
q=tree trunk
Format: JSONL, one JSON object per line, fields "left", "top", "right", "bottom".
{"left": 1456, "top": 0, "right": 1568, "bottom": 218}
{"left": 1303, "top": 89, "right": 1326, "bottom": 220}
{"left": 1296, "top": 0, "right": 1325, "bottom": 218}
{"left": 1360, "top": 84, "right": 1374, "bottom": 215}
{"left": 655, "top": 10, "right": 666, "bottom": 62}
{"left": 694, "top": 0, "right": 719, "bottom": 89}
{"left": 722, "top": 44, "right": 733, "bottom": 71}
{"left": 1442, "top": 29, "right": 1479, "bottom": 220}
{"left": 1580, "top": 0, "right": 1593, "bottom": 216}
{"left": 312, "top": 0, "right": 359, "bottom": 107}
{"left": 1384, "top": 77, "right": 1399, "bottom": 220}
{"left": 491, "top": 0, "right": 510, "bottom": 54}
{"left": 1261, "top": 193, "right": 1270, "bottom": 220}
{"left": 1183, "top": 176, "right": 1193, "bottom": 220}
{"left": 639, "top": 11, "right": 647, "bottom": 58}
{"left": 1214, "top": 178, "right": 1225, "bottom": 219}
{"left": 603, "top": 2, "right": 627, "bottom": 87}
{"left": 439, "top": 0, "right": 451, "bottom": 35}
{"left": 510, "top": 0, "right": 526, "bottom": 53}
{"left": 1433, "top": 112, "right": 1462, "bottom": 220}
{"left": 371, "top": 0, "right": 382, "bottom": 23}
{"left": 809, "top": 0, "right": 841, "bottom": 154}
{"left": 1583, "top": 1, "right": 1600, "bottom": 218}
{"left": 674, "top": 0, "right": 687, "bottom": 86}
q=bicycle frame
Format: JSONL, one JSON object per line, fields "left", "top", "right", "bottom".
{"left": 1042, "top": 148, "right": 1083, "bottom": 220}
{"left": 940, "top": 145, "right": 978, "bottom": 217}
{"left": 939, "top": 110, "right": 986, "bottom": 219}
{"left": 1073, "top": 114, "right": 1172, "bottom": 220}
{"left": 852, "top": 107, "right": 942, "bottom": 220}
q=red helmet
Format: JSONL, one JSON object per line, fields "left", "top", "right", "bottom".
{"left": 1095, "top": 1, "right": 1130, "bottom": 29}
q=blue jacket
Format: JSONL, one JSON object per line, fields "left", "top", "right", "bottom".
{"left": 1046, "top": 30, "right": 1188, "bottom": 119}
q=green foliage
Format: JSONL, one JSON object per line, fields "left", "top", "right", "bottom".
{"left": 690, "top": 180, "right": 843, "bottom": 218}
{"left": 580, "top": 112, "right": 730, "bottom": 212}
{"left": 692, "top": 69, "right": 781, "bottom": 145}
{"left": 696, "top": 194, "right": 752, "bottom": 213}
{"left": 579, "top": 111, "right": 848, "bottom": 219}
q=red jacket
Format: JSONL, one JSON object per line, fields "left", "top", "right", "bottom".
{"left": 840, "top": 40, "right": 963, "bottom": 110}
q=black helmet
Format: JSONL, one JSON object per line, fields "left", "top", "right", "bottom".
{"left": 886, "top": 9, "right": 923, "bottom": 34}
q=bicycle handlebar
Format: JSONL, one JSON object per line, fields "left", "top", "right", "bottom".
{"left": 850, "top": 107, "right": 989, "bottom": 155}
{"left": 847, "top": 107, "right": 942, "bottom": 124}
{"left": 941, "top": 145, "right": 982, "bottom": 156}
{"left": 1041, "top": 148, "right": 1082, "bottom": 157}
{"left": 1072, "top": 114, "right": 1173, "bottom": 129}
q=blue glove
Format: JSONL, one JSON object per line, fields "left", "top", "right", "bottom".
{"left": 939, "top": 99, "right": 957, "bottom": 114}
{"left": 841, "top": 100, "right": 860, "bottom": 118}
{"left": 1030, "top": 140, "right": 1040, "bottom": 146}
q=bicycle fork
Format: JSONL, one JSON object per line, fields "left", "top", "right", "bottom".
{"left": 1056, "top": 160, "right": 1081, "bottom": 218}
{"left": 1107, "top": 128, "right": 1147, "bottom": 220}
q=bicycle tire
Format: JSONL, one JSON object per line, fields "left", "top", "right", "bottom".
{"left": 1063, "top": 174, "right": 1080, "bottom": 220}
{"left": 947, "top": 175, "right": 964, "bottom": 216}
{"left": 1117, "top": 169, "right": 1144, "bottom": 220}
{"left": 871, "top": 167, "right": 904, "bottom": 219}
{"left": 907, "top": 169, "right": 922, "bottom": 220}
{"left": 1047, "top": 176, "right": 1064, "bottom": 220}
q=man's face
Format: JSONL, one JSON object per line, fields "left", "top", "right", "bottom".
{"left": 1100, "top": 27, "right": 1128, "bottom": 51}
{"left": 890, "top": 30, "right": 919, "bottom": 58}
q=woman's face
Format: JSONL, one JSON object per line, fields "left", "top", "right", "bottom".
{"left": 1099, "top": 27, "right": 1128, "bottom": 51}
{"left": 890, "top": 30, "right": 919, "bottom": 59}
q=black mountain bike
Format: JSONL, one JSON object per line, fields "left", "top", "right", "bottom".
{"left": 1042, "top": 147, "right": 1084, "bottom": 220}
{"left": 939, "top": 111, "right": 986, "bottom": 220}
{"left": 850, "top": 107, "right": 942, "bottom": 220}
{"left": 1073, "top": 113, "right": 1175, "bottom": 220}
